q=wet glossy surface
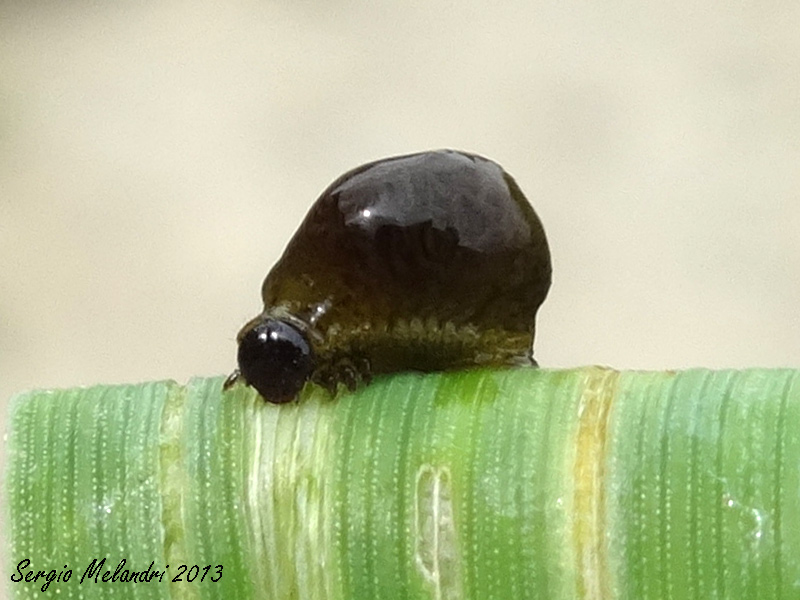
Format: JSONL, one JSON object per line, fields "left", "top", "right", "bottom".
{"left": 233, "top": 150, "right": 552, "bottom": 402}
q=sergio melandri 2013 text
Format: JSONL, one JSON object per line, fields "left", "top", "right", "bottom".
{"left": 10, "top": 557, "right": 223, "bottom": 592}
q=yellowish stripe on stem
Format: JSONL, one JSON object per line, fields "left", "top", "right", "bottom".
{"left": 573, "top": 367, "right": 619, "bottom": 600}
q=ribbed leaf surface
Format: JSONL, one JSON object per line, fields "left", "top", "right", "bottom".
{"left": 6, "top": 368, "right": 800, "bottom": 599}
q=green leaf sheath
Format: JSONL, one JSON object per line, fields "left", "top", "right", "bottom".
{"left": 5, "top": 368, "right": 800, "bottom": 599}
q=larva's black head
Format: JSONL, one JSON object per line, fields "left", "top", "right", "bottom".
{"left": 236, "top": 318, "right": 315, "bottom": 403}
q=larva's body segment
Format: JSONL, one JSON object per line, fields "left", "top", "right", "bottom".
{"left": 232, "top": 150, "right": 552, "bottom": 403}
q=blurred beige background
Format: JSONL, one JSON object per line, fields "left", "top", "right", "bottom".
{"left": 1, "top": 2, "right": 799, "bottom": 417}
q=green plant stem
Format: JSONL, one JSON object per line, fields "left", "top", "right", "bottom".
{"left": 5, "top": 367, "right": 800, "bottom": 599}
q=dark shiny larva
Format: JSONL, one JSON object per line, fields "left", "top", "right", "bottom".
{"left": 226, "top": 149, "right": 552, "bottom": 403}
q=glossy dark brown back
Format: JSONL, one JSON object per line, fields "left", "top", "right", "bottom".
{"left": 262, "top": 150, "right": 551, "bottom": 344}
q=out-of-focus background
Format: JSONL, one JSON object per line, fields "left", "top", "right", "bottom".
{"left": 2, "top": 3, "right": 799, "bottom": 409}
